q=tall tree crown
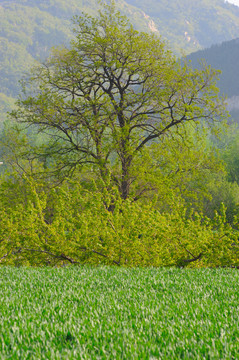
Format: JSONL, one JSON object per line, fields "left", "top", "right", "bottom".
{"left": 14, "top": 2, "right": 224, "bottom": 199}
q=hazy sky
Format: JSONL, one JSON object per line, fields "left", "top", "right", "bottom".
{"left": 226, "top": 0, "right": 239, "bottom": 6}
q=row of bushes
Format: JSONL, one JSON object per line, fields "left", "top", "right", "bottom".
{"left": 0, "top": 176, "right": 238, "bottom": 268}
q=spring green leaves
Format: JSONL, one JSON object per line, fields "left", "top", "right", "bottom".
{"left": 13, "top": 3, "right": 225, "bottom": 200}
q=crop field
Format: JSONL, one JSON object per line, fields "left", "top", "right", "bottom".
{"left": 0, "top": 267, "right": 239, "bottom": 359}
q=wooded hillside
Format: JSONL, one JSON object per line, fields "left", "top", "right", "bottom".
{"left": 1, "top": 0, "right": 239, "bottom": 117}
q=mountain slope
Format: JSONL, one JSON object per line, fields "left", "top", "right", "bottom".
{"left": 1, "top": 0, "right": 239, "bottom": 117}
{"left": 126, "top": 0, "right": 239, "bottom": 53}
{"left": 187, "top": 38, "right": 239, "bottom": 97}
{"left": 187, "top": 37, "right": 239, "bottom": 117}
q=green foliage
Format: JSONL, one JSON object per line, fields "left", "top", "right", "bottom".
{"left": 0, "top": 5, "right": 235, "bottom": 268}
{"left": 127, "top": 0, "right": 239, "bottom": 53}
{"left": 1, "top": 0, "right": 239, "bottom": 118}
{"left": 222, "top": 125, "right": 239, "bottom": 183}
{"left": 0, "top": 267, "right": 239, "bottom": 359}
{"left": 12, "top": 3, "right": 225, "bottom": 201}
{"left": 138, "top": 125, "right": 226, "bottom": 211}
{"left": 200, "top": 124, "right": 239, "bottom": 223}
{"left": 200, "top": 174, "right": 239, "bottom": 223}
{"left": 0, "top": 175, "right": 238, "bottom": 268}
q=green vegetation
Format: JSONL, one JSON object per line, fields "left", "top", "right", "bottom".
{"left": 0, "top": 175, "right": 238, "bottom": 267}
{"left": 0, "top": 4, "right": 237, "bottom": 268}
{"left": 127, "top": 0, "right": 239, "bottom": 52}
{"left": 12, "top": 3, "right": 224, "bottom": 200}
{"left": 186, "top": 38, "right": 239, "bottom": 122}
{"left": 0, "top": 4, "right": 238, "bottom": 359}
{"left": 187, "top": 38, "right": 239, "bottom": 98}
{"left": 0, "top": 267, "right": 239, "bottom": 359}
{"left": 1, "top": 0, "right": 239, "bottom": 116}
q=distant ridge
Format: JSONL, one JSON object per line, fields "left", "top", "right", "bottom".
{"left": 186, "top": 37, "right": 239, "bottom": 116}
{"left": 1, "top": 0, "right": 239, "bottom": 117}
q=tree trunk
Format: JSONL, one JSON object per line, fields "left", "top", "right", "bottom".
{"left": 121, "top": 156, "right": 132, "bottom": 200}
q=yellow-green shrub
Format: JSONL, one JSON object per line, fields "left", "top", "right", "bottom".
{"left": 0, "top": 177, "right": 238, "bottom": 268}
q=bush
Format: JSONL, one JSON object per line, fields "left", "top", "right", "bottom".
{"left": 0, "top": 176, "right": 238, "bottom": 268}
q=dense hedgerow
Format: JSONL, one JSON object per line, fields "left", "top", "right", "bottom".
{"left": 0, "top": 176, "right": 238, "bottom": 268}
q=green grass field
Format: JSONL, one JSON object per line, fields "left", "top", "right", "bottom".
{"left": 0, "top": 267, "right": 238, "bottom": 359}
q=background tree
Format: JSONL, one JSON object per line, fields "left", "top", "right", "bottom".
{"left": 13, "top": 2, "right": 225, "bottom": 201}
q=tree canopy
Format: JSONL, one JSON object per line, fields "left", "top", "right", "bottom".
{"left": 13, "top": 3, "right": 225, "bottom": 201}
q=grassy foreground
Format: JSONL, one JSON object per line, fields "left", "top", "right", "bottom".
{"left": 0, "top": 267, "right": 238, "bottom": 359}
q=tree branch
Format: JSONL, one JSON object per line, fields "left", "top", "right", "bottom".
{"left": 182, "top": 252, "right": 203, "bottom": 263}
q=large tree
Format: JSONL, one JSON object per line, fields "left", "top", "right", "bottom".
{"left": 13, "top": 2, "right": 224, "bottom": 200}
